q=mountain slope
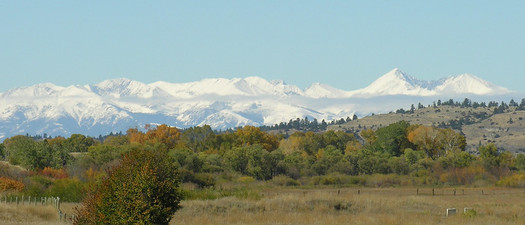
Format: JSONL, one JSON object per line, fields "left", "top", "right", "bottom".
{"left": 350, "top": 68, "right": 510, "bottom": 97}
{"left": 0, "top": 69, "right": 516, "bottom": 139}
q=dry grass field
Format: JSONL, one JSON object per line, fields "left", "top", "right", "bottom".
{"left": 0, "top": 202, "right": 77, "bottom": 225}
{"left": 1, "top": 187, "right": 524, "bottom": 224}
{"left": 173, "top": 187, "right": 525, "bottom": 225}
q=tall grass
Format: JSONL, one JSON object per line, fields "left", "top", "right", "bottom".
{"left": 173, "top": 187, "right": 525, "bottom": 225}
{"left": 0, "top": 204, "right": 64, "bottom": 225}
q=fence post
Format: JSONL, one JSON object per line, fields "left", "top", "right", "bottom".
{"left": 16, "top": 197, "right": 18, "bottom": 206}
{"left": 432, "top": 188, "right": 435, "bottom": 196}
{"left": 22, "top": 196, "right": 24, "bottom": 205}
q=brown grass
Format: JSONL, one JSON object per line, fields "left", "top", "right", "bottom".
{"left": 2, "top": 187, "right": 523, "bottom": 224}
{"left": 172, "top": 187, "right": 525, "bottom": 225}
{"left": 0, "top": 202, "right": 78, "bottom": 225}
{"left": 0, "top": 204, "right": 63, "bottom": 225}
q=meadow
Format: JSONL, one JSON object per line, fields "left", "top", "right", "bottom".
{"left": 174, "top": 187, "right": 525, "bottom": 225}
{"left": 1, "top": 187, "right": 524, "bottom": 224}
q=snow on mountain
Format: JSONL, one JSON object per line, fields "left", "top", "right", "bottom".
{"left": 350, "top": 68, "right": 436, "bottom": 97}
{"left": 304, "top": 83, "right": 351, "bottom": 98}
{"left": 0, "top": 69, "right": 514, "bottom": 138}
{"left": 350, "top": 68, "right": 510, "bottom": 97}
{"left": 434, "top": 74, "right": 510, "bottom": 95}
{"left": 150, "top": 77, "right": 303, "bottom": 98}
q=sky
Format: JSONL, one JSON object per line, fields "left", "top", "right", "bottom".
{"left": 1, "top": 1, "right": 524, "bottom": 92}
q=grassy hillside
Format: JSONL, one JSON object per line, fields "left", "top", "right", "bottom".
{"left": 330, "top": 105, "right": 525, "bottom": 154}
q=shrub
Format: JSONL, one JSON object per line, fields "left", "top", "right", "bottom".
{"left": 23, "top": 175, "right": 53, "bottom": 196}
{"left": 47, "top": 177, "right": 85, "bottom": 202}
{"left": 271, "top": 175, "right": 300, "bottom": 186}
{"left": 39, "top": 167, "right": 68, "bottom": 179}
{"left": 365, "top": 174, "right": 403, "bottom": 187}
{"left": 496, "top": 173, "right": 525, "bottom": 188}
{"left": 192, "top": 173, "right": 216, "bottom": 188}
{"left": 237, "top": 176, "right": 256, "bottom": 184}
{"left": 74, "top": 148, "right": 183, "bottom": 225}
{"left": 463, "top": 208, "right": 477, "bottom": 218}
{"left": 0, "top": 177, "right": 24, "bottom": 192}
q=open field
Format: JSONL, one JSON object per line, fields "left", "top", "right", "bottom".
{"left": 0, "top": 204, "right": 66, "bottom": 225}
{"left": 1, "top": 187, "right": 524, "bottom": 224}
{"left": 173, "top": 187, "right": 525, "bottom": 225}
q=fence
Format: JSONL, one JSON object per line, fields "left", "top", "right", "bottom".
{"left": 1, "top": 195, "right": 73, "bottom": 222}
{"left": 2, "top": 195, "right": 60, "bottom": 208}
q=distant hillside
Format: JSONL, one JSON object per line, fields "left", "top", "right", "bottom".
{"left": 330, "top": 100, "right": 525, "bottom": 154}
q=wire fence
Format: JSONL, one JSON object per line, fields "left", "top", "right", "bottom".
{"left": 1, "top": 195, "right": 74, "bottom": 222}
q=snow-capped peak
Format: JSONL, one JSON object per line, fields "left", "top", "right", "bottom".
{"left": 350, "top": 68, "right": 436, "bottom": 97}
{"left": 1, "top": 82, "right": 64, "bottom": 98}
{"left": 90, "top": 78, "right": 158, "bottom": 98}
{"left": 349, "top": 69, "right": 510, "bottom": 97}
{"left": 304, "top": 83, "right": 350, "bottom": 98}
{"left": 435, "top": 74, "right": 510, "bottom": 95}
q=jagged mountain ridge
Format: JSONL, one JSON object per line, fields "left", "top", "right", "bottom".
{"left": 0, "top": 69, "right": 514, "bottom": 139}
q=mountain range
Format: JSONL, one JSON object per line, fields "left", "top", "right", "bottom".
{"left": 0, "top": 69, "right": 516, "bottom": 139}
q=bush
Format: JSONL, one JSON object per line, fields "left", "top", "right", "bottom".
{"left": 496, "top": 173, "right": 525, "bottom": 188}
{"left": 39, "top": 167, "right": 68, "bottom": 179}
{"left": 0, "top": 177, "right": 24, "bottom": 192}
{"left": 192, "top": 173, "right": 216, "bottom": 188}
{"left": 311, "top": 174, "right": 345, "bottom": 186}
{"left": 271, "top": 175, "right": 300, "bottom": 186}
{"left": 74, "top": 148, "right": 183, "bottom": 225}
{"left": 237, "top": 176, "right": 256, "bottom": 184}
{"left": 23, "top": 175, "right": 53, "bottom": 196}
{"left": 365, "top": 174, "right": 403, "bottom": 187}
{"left": 47, "top": 178, "right": 85, "bottom": 202}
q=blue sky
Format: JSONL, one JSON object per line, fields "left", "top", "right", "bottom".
{"left": 1, "top": 1, "right": 524, "bottom": 92}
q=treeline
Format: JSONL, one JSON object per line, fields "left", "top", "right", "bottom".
{"left": 2, "top": 121, "right": 525, "bottom": 201}
{"left": 260, "top": 115, "right": 358, "bottom": 132}
{"left": 397, "top": 98, "right": 525, "bottom": 114}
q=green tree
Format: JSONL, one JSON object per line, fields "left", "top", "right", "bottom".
{"left": 245, "top": 145, "right": 284, "bottom": 180}
{"left": 479, "top": 143, "right": 500, "bottom": 168}
{"left": 372, "top": 121, "right": 413, "bottom": 156}
{"left": 181, "top": 125, "right": 216, "bottom": 152}
{"left": 74, "top": 147, "right": 183, "bottom": 225}
{"left": 64, "top": 134, "right": 97, "bottom": 152}
{"left": 0, "top": 143, "right": 4, "bottom": 160}
{"left": 515, "top": 154, "right": 525, "bottom": 170}
{"left": 312, "top": 145, "right": 343, "bottom": 175}
{"left": 3, "top": 135, "right": 36, "bottom": 166}
{"left": 223, "top": 146, "right": 249, "bottom": 174}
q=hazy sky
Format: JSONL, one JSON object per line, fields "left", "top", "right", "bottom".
{"left": 1, "top": 1, "right": 524, "bottom": 92}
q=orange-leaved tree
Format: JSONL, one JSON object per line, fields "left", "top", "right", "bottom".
{"left": 128, "top": 124, "right": 181, "bottom": 149}
{"left": 74, "top": 147, "right": 182, "bottom": 225}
